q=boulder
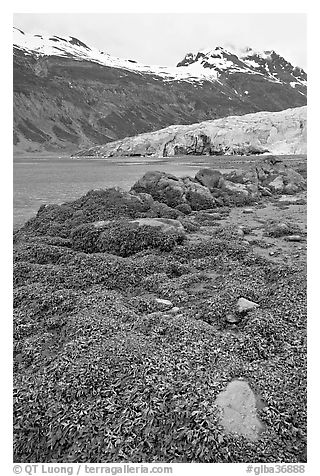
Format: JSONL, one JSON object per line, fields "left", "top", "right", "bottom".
{"left": 255, "top": 157, "right": 306, "bottom": 194}
{"left": 255, "top": 156, "right": 286, "bottom": 182}
{"left": 195, "top": 168, "right": 225, "bottom": 190}
{"left": 223, "top": 168, "right": 258, "bottom": 187}
{"left": 268, "top": 176, "right": 284, "bottom": 193}
{"left": 131, "top": 171, "right": 186, "bottom": 208}
{"left": 282, "top": 168, "right": 306, "bottom": 191}
{"left": 222, "top": 181, "right": 254, "bottom": 205}
{"left": 182, "top": 177, "right": 217, "bottom": 210}
{"left": 71, "top": 217, "right": 186, "bottom": 256}
{"left": 283, "top": 183, "right": 299, "bottom": 195}
{"left": 130, "top": 191, "right": 155, "bottom": 206}
{"left": 215, "top": 379, "right": 264, "bottom": 441}
{"left": 175, "top": 203, "right": 192, "bottom": 215}
{"left": 131, "top": 171, "right": 217, "bottom": 211}
{"left": 223, "top": 181, "right": 249, "bottom": 197}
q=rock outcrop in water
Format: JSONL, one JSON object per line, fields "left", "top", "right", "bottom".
{"left": 130, "top": 156, "right": 306, "bottom": 209}
{"left": 75, "top": 106, "right": 307, "bottom": 158}
{"left": 15, "top": 157, "right": 306, "bottom": 248}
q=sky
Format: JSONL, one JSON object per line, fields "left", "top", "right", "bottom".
{"left": 13, "top": 13, "right": 307, "bottom": 70}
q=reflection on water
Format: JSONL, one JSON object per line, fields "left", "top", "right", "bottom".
{"left": 13, "top": 154, "right": 305, "bottom": 227}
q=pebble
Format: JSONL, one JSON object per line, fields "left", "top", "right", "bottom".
{"left": 285, "top": 235, "right": 303, "bottom": 242}
{"left": 243, "top": 208, "right": 254, "bottom": 214}
{"left": 145, "top": 311, "right": 164, "bottom": 319}
{"left": 168, "top": 307, "right": 180, "bottom": 315}
{"left": 204, "top": 210, "right": 222, "bottom": 219}
{"left": 236, "top": 298, "right": 259, "bottom": 314}
{"left": 155, "top": 298, "right": 173, "bottom": 309}
{"left": 225, "top": 313, "right": 240, "bottom": 324}
{"left": 278, "top": 223, "right": 290, "bottom": 231}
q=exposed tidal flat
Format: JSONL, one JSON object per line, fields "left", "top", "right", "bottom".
{"left": 13, "top": 156, "right": 307, "bottom": 463}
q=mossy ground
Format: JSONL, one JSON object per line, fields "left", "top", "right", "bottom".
{"left": 13, "top": 189, "right": 307, "bottom": 463}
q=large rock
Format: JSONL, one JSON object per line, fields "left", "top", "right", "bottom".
{"left": 223, "top": 181, "right": 250, "bottom": 197}
{"left": 195, "top": 169, "right": 225, "bottom": 190}
{"left": 182, "top": 177, "right": 217, "bottom": 210}
{"left": 71, "top": 217, "right": 186, "bottom": 256}
{"left": 282, "top": 168, "right": 307, "bottom": 192}
{"left": 223, "top": 168, "right": 258, "bottom": 185}
{"left": 220, "top": 180, "right": 258, "bottom": 205}
{"left": 131, "top": 171, "right": 186, "bottom": 208}
{"left": 215, "top": 379, "right": 264, "bottom": 441}
{"left": 129, "top": 159, "right": 306, "bottom": 216}
{"left": 255, "top": 156, "right": 306, "bottom": 193}
{"left": 195, "top": 167, "right": 260, "bottom": 203}
{"left": 268, "top": 176, "right": 285, "bottom": 193}
{"left": 131, "top": 172, "right": 217, "bottom": 211}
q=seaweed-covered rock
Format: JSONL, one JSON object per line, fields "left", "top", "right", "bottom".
{"left": 16, "top": 187, "right": 184, "bottom": 240}
{"left": 71, "top": 219, "right": 185, "bottom": 257}
{"left": 130, "top": 217, "right": 185, "bottom": 237}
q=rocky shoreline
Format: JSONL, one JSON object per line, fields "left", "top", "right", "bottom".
{"left": 13, "top": 156, "right": 307, "bottom": 463}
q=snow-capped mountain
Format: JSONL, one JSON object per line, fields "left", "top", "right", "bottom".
{"left": 13, "top": 27, "right": 307, "bottom": 154}
{"left": 177, "top": 46, "right": 307, "bottom": 89}
{"left": 14, "top": 28, "right": 307, "bottom": 87}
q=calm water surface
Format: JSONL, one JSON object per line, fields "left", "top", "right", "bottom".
{"left": 13, "top": 154, "right": 304, "bottom": 227}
